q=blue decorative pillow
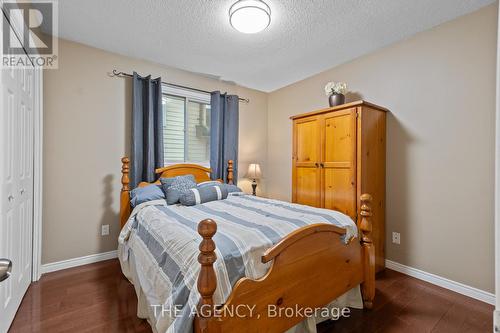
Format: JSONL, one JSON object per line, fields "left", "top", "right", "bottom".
{"left": 223, "top": 184, "right": 243, "bottom": 193}
{"left": 130, "top": 184, "right": 165, "bottom": 207}
{"left": 165, "top": 176, "right": 197, "bottom": 205}
{"left": 160, "top": 175, "right": 195, "bottom": 195}
{"left": 180, "top": 185, "right": 229, "bottom": 206}
{"left": 197, "top": 181, "right": 242, "bottom": 194}
{"left": 197, "top": 180, "right": 222, "bottom": 188}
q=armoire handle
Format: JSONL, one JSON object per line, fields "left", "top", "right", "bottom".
{"left": 315, "top": 163, "right": 319, "bottom": 168}
{"left": 320, "top": 163, "right": 324, "bottom": 168}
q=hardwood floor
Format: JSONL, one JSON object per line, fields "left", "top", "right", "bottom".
{"left": 9, "top": 259, "right": 492, "bottom": 333}
{"left": 9, "top": 260, "right": 150, "bottom": 333}
{"left": 318, "top": 270, "right": 493, "bottom": 333}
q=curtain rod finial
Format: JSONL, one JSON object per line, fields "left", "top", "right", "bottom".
{"left": 108, "top": 69, "right": 121, "bottom": 78}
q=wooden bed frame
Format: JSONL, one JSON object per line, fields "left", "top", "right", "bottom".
{"left": 119, "top": 157, "right": 375, "bottom": 333}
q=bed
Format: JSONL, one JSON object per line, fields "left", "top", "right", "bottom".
{"left": 118, "top": 157, "right": 375, "bottom": 333}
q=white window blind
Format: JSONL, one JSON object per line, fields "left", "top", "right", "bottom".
{"left": 161, "top": 86, "right": 211, "bottom": 166}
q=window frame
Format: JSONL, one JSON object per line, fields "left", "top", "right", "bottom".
{"left": 161, "top": 84, "right": 211, "bottom": 167}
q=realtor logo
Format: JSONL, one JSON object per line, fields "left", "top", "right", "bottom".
{"left": 2, "top": 0, "right": 58, "bottom": 68}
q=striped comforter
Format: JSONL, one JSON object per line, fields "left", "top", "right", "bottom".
{"left": 118, "top": 193, "right": 359, "bottom": 333}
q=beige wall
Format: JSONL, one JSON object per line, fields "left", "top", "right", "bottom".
{"left": 42, "top": 39, "right": 268, "bottom": 264}
{"left": 267, "top": 5, "right": 497, "bottom": 292}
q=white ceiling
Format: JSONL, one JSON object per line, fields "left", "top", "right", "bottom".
{"left": 56, "top": 0, "right": 495, "bottom": 92}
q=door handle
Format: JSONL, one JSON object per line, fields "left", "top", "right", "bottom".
{"left": 20, "top": 188, "right": 25, "bottom": 195}
{"left": 0, "top": 259, "right": 12, "bottom": 282}
{"left": 7, "top": 194, "right": 14, "bottom": 202}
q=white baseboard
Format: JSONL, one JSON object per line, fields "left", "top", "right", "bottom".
{"left": 41, "top": 250, "right": 118, "bottom": 275}
{"left": 385, "top": 259, "right": 495, "bottom": 305}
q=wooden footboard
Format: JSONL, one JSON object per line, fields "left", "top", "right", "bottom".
{"left": 194, "top": 194, "right": 375, "bottom": 333}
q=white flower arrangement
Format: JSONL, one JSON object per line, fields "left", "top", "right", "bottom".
{"left": 324, "top": 81, "right": 348, "bottom": 96}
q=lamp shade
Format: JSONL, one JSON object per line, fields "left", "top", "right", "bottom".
{"left": 246, "top": 163, "right": 262, "bottom": 179}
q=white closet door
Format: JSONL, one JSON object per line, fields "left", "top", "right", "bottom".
{"left": 0, "top": 63, "right": 35, "bottom": 333}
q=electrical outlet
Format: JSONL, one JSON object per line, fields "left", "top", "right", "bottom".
{"left": 392, "top": 232, "right": 400, "bottom": 245}
{"left": 101, "top": 224, "right": 109, "bottom": 236}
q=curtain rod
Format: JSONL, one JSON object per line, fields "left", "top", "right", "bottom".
{"left": 110, "top": 69, "right": 249, "bottom": 103}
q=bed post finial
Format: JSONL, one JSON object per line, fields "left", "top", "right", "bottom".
{"left": 227, "top": 160, "right": 234, "bottom": 185}
{"left": 360, "top": 193, "right": 375, "bottom": 309}
{"left": 121, "top": 157, "right": 130, "bottom": 191}
{"left": 196, "top": 219, "right": 219, "bottom": 332}
{"left": 197, "top": 219, "right": 218, "bottom": 309}
{"left": 360, "top": 194, "right": 373, "bottom": 242}
{"left": 120, "top": 157, "right": 131, "bottom": 228}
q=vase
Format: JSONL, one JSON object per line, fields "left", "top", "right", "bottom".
{"left": 328, "top": 93, "right": 345, "bottom": 107}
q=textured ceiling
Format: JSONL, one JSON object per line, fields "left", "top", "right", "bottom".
{"left": 56, "top": 0, "right": 495, "bottom": 92}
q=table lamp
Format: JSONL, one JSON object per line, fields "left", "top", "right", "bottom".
{"left": 246, "top": 163, "right": 262, "bottom": 196}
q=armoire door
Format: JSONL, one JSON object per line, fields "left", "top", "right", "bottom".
{"left": 0, "top": 65, "right": 35, "bottom": 332}
{"left": 292, "top": 116, "right": 321, "bottom": 207}
{"left": 321, "top": 109, "right": 357, "bottom": 219}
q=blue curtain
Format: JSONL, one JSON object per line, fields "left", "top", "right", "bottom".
{"left": 210, "top": 91, "right": 239, "bottom": 183}
{"left": 131, "top": 72, "right": 163, "bottom": 188}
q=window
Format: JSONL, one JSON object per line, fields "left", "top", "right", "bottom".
{"left": 162, "top": 86, "right": 211, "bottom": 166}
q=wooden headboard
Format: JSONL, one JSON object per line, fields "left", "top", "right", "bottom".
{"left": 119, "top": 157, "right": 234, "bottom": 227}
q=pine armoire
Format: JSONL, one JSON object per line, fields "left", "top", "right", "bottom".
{"left": 291, "top": 100, "right": 387, "bottom": 272}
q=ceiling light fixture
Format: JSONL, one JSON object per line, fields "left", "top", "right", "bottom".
{"left": 229, "top": 0, "right": 271, "bottom": 34}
